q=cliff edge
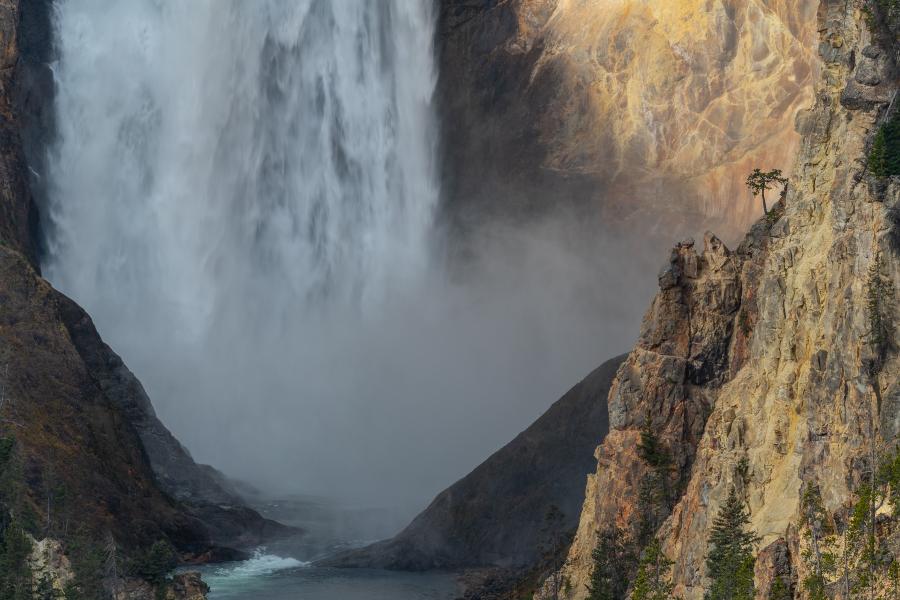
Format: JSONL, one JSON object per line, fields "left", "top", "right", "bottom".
{"left": 545, "top": 1, "right": 900, "bottom": 597}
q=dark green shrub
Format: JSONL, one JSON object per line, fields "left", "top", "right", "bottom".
{"left": 869, "top": 112, "right": 900, "bottom": 178}
{"left": 130, "top": 539, "right": 177, "bottom": 584}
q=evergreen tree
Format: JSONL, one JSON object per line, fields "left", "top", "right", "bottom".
{"left": 745, "top": 169, "right": 787, "bottom": 215}
{"left": 800, "top": 483, "right": 837, "bottom": 600}
{"left": 869, "top": 112, "right": 900, "bottom": 178}
{"left": 0, "top": 436, "right": 33, "bottom": 600}
{"left": 866, "top": 254, "right": 896, "bottom": 366}
{"left": 704, "top": 487, "right": 758, "bottom": 600}
{"left": 637, "top": 416, "right": 674, "bottom": 545}
{"left": 637, "top": 419, "right": 672, "bottom": 471}
{"left": 871, "top": 126, "right": 889, "bottom": 177}
{"left": 130, "top": 539, "right": 177, "bottom": 585}
{"left": 878, "top": 448, "right": 900, "bottom": 518}
{"left": 64, "top": 531, "right": 108, "bottom": 600}
{"left": 587, "top": 526, "right": 637, "bottom": 600}
{"left": 0, "top": 518, "right": 34, "bottom": 600}
{"left": 768, "top": 576, "right": 791, "bottom": 600}
{"left": 632, "top": 538, "right": 676, "bottom": 600}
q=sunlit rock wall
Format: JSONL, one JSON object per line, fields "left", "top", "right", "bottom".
{"left": 438, "top": 0, "right": 818, "bottom": 242}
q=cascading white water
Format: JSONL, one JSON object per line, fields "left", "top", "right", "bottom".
{"left": 45, "top": 0, "right": 437, "bottom": 337}
{"left": 43, "top": 0, "right": 445, "bottom": 505}
{"left": 43, "top": 0, "right": 648, "bottom": 514}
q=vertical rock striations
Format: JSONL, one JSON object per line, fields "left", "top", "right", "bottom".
{"left": 437, "top": 0, "right": 818, "bottom": 240}
{"left": 547, "top": 1, "right": 900, "bottom": 598}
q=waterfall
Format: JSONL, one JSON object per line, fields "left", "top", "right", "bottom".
{"left": 42, "top": 0, "right": 642, "bottom": 512}
{"left": 44, "top": 0, "right": 437, "bottom": 340}
{"left": 43, "top": 0, "right": 444, "bottom": 503}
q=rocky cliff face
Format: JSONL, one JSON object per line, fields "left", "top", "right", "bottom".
{"left": 323, "top": 355, "right": 624, "bottom": 576}
{"left": 0, "top": 0, "right": 288, "bottom": 586}
{"left": 438, "top": 0, "right": 818, "bottom": 242}
{"left": 544, "top": 1, "right": 900, "bottom": 598}
{"left": 0, "top": 0, "right": 41, "bottom": 267}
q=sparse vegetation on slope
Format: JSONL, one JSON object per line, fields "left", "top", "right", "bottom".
{"left": 0, "top": 437, "right": 33, "bottom": 600}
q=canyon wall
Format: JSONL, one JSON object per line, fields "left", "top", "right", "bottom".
{"left": 546, "top": 1, "right": 900, "bottom": 597}
{"left": 0, "top": 1, "right": 286, "bottom": 591}
{"left": 438, "top": 0, "right": 817, "bottom": 242}
{"left": 0, "top": 0, "right": 41, "bottom": 267}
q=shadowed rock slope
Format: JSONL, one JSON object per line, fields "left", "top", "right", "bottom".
{"left": 0, "top": 0, "right": 41, "bottom": 266}
{"left": 324, "top": 353, "right": 625, "bottom": 571}
{"left": 0, "top": 0, "right": 289, "bottom": 562}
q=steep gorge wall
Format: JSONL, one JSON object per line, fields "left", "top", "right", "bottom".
{"left": 437, "top": 0, "right": 818, "bottom": 242}
{"left": 0, "top": 0, "right": 286, "bottom": 573}
{"left": 547, "top": 0, "right": 900, "bottom": 597}
{"left": 0, "top": 0, "right": 42, "bottom": 267}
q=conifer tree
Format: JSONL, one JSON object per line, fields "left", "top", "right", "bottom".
{"left": 637, "top": 415, "right": 674, "bottom": 545}
{"left": 632, "top": 538, "right": 676, "bottom": 600}
{"left": 868, "top": 112, "right": 900, "bottom": 178}
{"left": 800, "top": 483, "right": 837, "bottom": 600}
{"left": 705, "top": 487, "right": 758, "bottom": 600}
{"left": 587, "top": 527, "right": 637, "bottom": 600}
{"left": 637, "top": 418, "right": 672, "bottom": 471}
{"left": 871, "top": 127, "right": 889, "bottom": 177}
{"left": 0, "top": 518, "right": 34, "bottom": 600}
{"left": 866, "top": 254, "right": 896, "bottom": 366}
{"left": 745, "top": 169, "right": 787, "bottom": 215}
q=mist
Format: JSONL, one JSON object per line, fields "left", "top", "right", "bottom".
{"left": 39, "top": 0, "right": 660, "bottom": 527}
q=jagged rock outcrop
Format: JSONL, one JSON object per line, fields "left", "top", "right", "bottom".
{"left": 545, "top": 227, "right": 770, "bottom": 597}
{"left": 544, "top": 1, "right": 900, "bottom": 598}
{"left": 28, "top": 538, "right": 74, "bottom": 596}
{"left": 323, "top": 354, "right": 625, "bottom": 572}
{"left": 438, "top": 0, "right": 817, "bottom": 240}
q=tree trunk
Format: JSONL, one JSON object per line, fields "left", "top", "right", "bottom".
{"left": 761, "top": 190, "right": 768, "bottom": 215}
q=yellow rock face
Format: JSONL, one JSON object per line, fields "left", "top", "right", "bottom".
{"left": 541, "top": 1, "right": 900, "bottom": 598}
{"left": 503, "top": 0, "right": 818, "bottom": 237}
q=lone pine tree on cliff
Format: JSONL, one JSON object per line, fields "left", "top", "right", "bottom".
{"left": 745, "top": 168, "right": 787, "bottom": 215}
{"left": 705, "top": 487, "right": 759, "bottom": 600}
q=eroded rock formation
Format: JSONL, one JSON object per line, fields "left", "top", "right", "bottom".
{"left": 438, "top": 0, "right": 818, "bottom": 242}
{"left": 544, "top": 1, "right": 900, "bottom": 597}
